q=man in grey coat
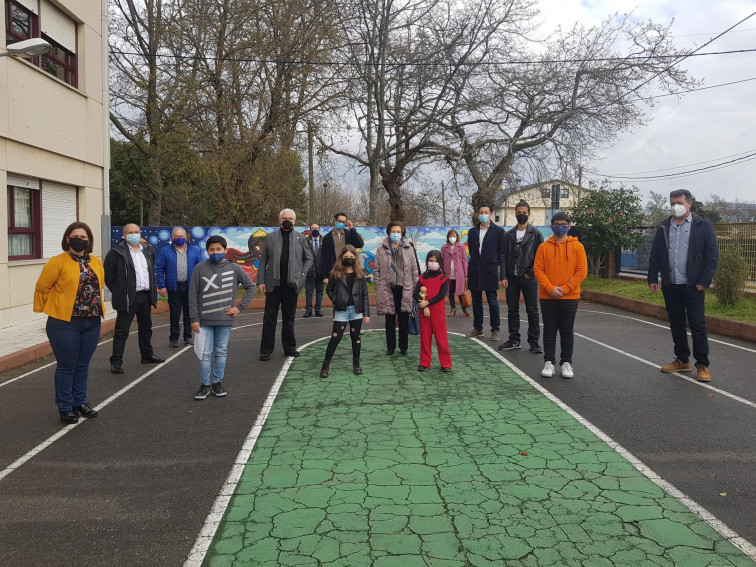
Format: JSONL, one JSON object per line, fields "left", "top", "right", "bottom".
{"left": 258, "top": 209, "right": 313, "bottom": 360}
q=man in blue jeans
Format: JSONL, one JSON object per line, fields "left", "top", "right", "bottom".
{"left": 648, "top": 189, "right": 719, "bottom": 382}
{"left": 466, "top": 204, "right": 507, "bottom": 341}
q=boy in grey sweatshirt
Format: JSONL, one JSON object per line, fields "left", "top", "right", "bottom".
{"left": 189, "top": 235, "right": 256, "bottom": 400}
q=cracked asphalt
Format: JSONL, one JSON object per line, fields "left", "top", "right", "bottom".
{"left": 0, "top": 302, "right": 754, "bottom": 566}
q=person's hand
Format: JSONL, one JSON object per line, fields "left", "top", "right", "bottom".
{"left": 501, "top": 279, "right": 508, "bottom": 289}
{"left": 418, "top": 300, "right": 429, "bottom": 309}
{"left": 423, "top": 307, "right": 431, "bottom": 318}
{"left": 695, "top": 284, "right": 705, "bottom": 292}
{"left": 523, "top": 274, "right": 531, "bottom": 280}
{"left": 364, "top": 316, "right": 370, "bottom": 325}
{"left": 549, "top": 286, "right": 565, "bottom": 298}
{"left": 649, "top": 283, "right": 659, "bottom": 292}
{"left": 346, "top": 220, "right": 354, "bottom": 229}
{"left": 259, "top": 283, "right": 266, "bottom": 295}
{"left": 158, "top": 287, "right": 167, "bottom": 296}
{"left": 323, "top": 278, "right": 329, "bottom": 285}
{"left": 191, "top": 322, "right": 201, "bottom": 333}
{"left": 225, "top": 306, "right": 240, "bottom": 316}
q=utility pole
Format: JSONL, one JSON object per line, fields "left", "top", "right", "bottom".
{"left": 308, "top": 123, "right": 315, "bottom": 224}
{"left": 577, "top": 165, "right": 583, "bottom": 204}
{"left": 441, "top": 180, "right": 447, "bottom": 225}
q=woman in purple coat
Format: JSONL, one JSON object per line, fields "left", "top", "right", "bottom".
{"left": 373, "top": 221, "right": 419, "bottom": 355}
{"left": 441, "top": 229, "right": 469, "bottom": 317}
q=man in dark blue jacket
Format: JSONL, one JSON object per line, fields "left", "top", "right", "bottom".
{"left": 466, "top": 204, "right": 507, "bottom": 341}
{"left": 156, "top": 227, "right": 203, "bottom": 347}
{"left": 648, "top": 189, "right": 719, "bottom": 381}
{"left": 317, "top": 212, "right": 365, "bottom": 284}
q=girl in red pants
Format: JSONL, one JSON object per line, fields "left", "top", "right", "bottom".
{"left": 414, "top": 250, "right": 452, "bottom": 372}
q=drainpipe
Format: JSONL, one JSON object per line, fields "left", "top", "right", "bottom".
{"left": 100, "top": 0, "right": 111, "bottom": 257}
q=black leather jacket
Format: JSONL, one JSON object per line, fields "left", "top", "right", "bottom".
{"left": 504, "top": 224, "right": 544, "bottom": 279}
{"left": 326, "top": 275, "right": 370, "bottom": 315}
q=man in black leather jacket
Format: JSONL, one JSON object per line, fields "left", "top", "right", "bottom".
{"left": 499, "top": 201, "right": 544, "bottom": 353}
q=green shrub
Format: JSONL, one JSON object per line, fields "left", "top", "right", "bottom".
{"left": 715, "top": 246, "right": 750, "bottom": 306}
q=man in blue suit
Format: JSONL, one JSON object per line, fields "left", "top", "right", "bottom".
{"left": 466, "top": 204, "right": 507, "bottom": 341}
{"left": 156, "top": 227, "right": 203, "bottom": 347}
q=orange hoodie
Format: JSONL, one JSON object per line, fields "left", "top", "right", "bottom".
{"left": 533, "top": 236, "right": 588, "bottom": 300}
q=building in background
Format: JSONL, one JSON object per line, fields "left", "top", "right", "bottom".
{"left": 1, "top": 0, "right": 107, "bottom": 329}
{"left": 493, "top": 180, "right": 595, "bottom": 226}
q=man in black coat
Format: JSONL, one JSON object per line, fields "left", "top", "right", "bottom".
{"left": 499, "top": 200, "right": 544, "bottom": 354}
{"left": 304, "top": 223, "right": 325, "bottom": 317}
{"left": 317, "top": 212, "right": 365, "bottom": 284}
{"left": 104, "top": 223, "right": 164, "bottom": 374}
{"left": 466, "top": 204, "right": 507, "bottom": 341}
{"left": 648, "top": 189, "right": 719, "bottom": 382}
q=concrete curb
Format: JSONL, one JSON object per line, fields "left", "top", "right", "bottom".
{"left": 581, "top": 290, "right": 756, "bottom": 344}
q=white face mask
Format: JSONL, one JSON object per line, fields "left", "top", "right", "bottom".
{"left": 671, "top": 203, "right": 687, "bottom": 218}
{"left": 449, "top": 237, "right": 457, "bottom": 244}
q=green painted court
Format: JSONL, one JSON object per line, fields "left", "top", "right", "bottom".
{"left": 203, "top": 334, "right": 753, "bottom": 566}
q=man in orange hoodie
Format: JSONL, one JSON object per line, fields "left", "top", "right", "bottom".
{"left": 533, "top": 211, "right": 588, "bottom": 379}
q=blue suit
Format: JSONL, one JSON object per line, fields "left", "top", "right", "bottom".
{"left": 155, "top": 244, "right": 203, "bottom": 343}
{"left": 467, "top": 222, "right": 506, "bottom": 332}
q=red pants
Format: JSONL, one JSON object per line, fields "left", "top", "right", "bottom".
{"left": 419, "top": 308, "right": 452, "bottom": 368}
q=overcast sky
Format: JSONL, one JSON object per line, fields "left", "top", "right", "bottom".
{"left": 537, "top": 0, "right": 756, "bottom": 203}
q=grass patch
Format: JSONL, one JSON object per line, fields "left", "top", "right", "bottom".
{"left": 582, "top": 275, "right": 756, "bottom": 324}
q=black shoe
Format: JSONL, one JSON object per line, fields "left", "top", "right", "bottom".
{"left": 320, "top": 361, "right": 330, "bottom": 378}
{"left": 529, "top": 343, "right": 543, "bottom": 354}
{"left": 498, "top": 339, "right": 521, "bottom": 351}
{"left": 259, "top": 353, "right": 271, "bottom": 361}
{"left": 110, "top": 363, "right": 124, "bottom": 374}
{"left": 141, "top": 355, "right": 165, "bottom": 364}
{"left": 303, "top": 311, "right": 313, "bottom": 318}
{"left": 418, "top": 365, "right": 429, "bottom": 371}
{"left": 184, "top": 338, "right": 193, "bottom": 346}
{"left": 195, "top": 385, "right": 211, "bottom": 400}
{"left": 211, "top": 383, "right": 227, "bottom": 397}
{"left": 73, "top": 403, "right": 98, "bottom": 418}
{"left": 60, "top": 410, "right": 78, "bottom": 424}
{"left": 401, "top": 350, "right": 408, "bottom": 356}
{"left": 353, "top": 362, "right": 363, "bottom": 375}
{"left": 441, "top": 367, "right": 452, "bottom": 373}
{"left": 169, "top": 340, "right": 179, "bottom": 348}
{"left": 387, "top": 349, "right": 395, "bottom": 355}
{"left": 285, "top": 350, "right": 300, "bottom": 357}
{"left": 315, "top": 311, "right": 324, "bottom": 317}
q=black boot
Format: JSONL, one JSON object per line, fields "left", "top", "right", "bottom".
{"left": 320, "top": 361, "right": 330, "bottom": 378}
{"left": 353, "top": 359, "right": 363, "bottom": 375}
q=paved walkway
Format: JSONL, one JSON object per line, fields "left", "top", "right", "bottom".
{"left": 202, "top": 333, "right": 753, "bottom": 567}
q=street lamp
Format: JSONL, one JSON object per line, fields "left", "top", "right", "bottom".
{"left": 0, "top": 38, "right": 52, "bottom": 58}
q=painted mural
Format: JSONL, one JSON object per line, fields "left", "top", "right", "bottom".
{"left": 111, "top": 225, "right": 555, "bottom": 282}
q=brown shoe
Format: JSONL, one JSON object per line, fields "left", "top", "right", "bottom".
{"left": 660, "top": 359, "right": 691, "bottom": 373}
{"left": 462, "top": 308, "right": 471, "bottom": 318}
{"left": 448, "top": 309, "right": 456, "bottom": 317}
{"left": 695, "top": 364, "right": 711, "bottom": 382}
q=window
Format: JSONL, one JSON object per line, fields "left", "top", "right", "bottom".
{"left": 494, "top": 213, "right": 501, "bottom": 223}
{"left": 560, "top": 186, "right": 570, "bottom": 198}
{"left": 4, "top": 0, "right": 77, "bottom": 87}
{"left": 7, "top": 180, "right": 41, "bottom": 260}
{"left": 541, "top": 187, "right": 550, "bottom": 198}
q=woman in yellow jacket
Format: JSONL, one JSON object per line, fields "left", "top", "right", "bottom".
{"left": 534, "top": 212, "right": 588, "bottom": 380}
{"left": 34, "top": 222, "right": 105, "bottom": 423}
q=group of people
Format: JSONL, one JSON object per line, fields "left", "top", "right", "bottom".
{"left": 33, "top": 189, "right": 718, "bottom": 422}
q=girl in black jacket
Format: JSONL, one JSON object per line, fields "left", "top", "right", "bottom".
{"left": 320, "top": 245, "right": 370, "bottom": 378}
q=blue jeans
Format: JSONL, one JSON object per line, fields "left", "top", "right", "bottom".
{"left": 471, "top": 289, "right": 500, "bottom": 332}
{"left": 200, "top": 325, "right": 232, "bottom": 385}
{"left": 334, "top": 305, "right": 363, "bottom": 322}
{"left": 305, "top": 278, "right": 324, "bottom": 313}
{"left": 46, "top": 316, "right": 101, "bottom": 412}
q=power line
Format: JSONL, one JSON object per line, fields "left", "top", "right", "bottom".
{"left": 590, "top": 152, "right": 756, "bottom": 181}
{"left": 641, "top": 76, "right": 756, "bottom": 101}
{"left": 593, "top": 148, "right": 756, "bottom": 176}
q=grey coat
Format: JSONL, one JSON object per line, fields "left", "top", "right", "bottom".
{"left": 374, "top": 237, "right": 419, "bottom": 315}
{"left": 257, "top": 229, "right": 313, "bottom": 293}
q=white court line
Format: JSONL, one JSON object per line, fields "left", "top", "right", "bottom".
{"left": 0, "top": 320, "right": 266, "bottom": 482}
{"left": 573, "top": 330, "right": 756, "bottom": 409}
{"left": 467, "top": 334, "right": 756, "bottom": 560}
{"left": 581, "top": 308, "right": 756, "bottom": 353}
{"left": 184, "top": 336, "right": 329, "bottom": 567}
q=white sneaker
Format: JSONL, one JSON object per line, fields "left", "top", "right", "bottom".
{"left": 541, "top": 361, "right": 555, "bottom": 378}
{"left": 561, "top": 362, "right": 574, "bottom": 379}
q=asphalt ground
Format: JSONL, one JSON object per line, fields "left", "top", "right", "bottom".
{"left": 0, "top": 302, "right": 754, "bottom": 566}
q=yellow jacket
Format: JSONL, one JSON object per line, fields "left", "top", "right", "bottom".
{"left": 34, "top": 252, "right": 106, "bottom": 322}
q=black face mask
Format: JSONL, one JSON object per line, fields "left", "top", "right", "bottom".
{"left": 69, "top": 237, "right": 88, "bottom": 252}
{"left": 516, "top": 214, "right": 529, "bottom": 225}
{"left": 342, "top": 258, "right": 355, "bottom": 267}
{"left": 281, "top": 220, "right": 293, "bottom": 231}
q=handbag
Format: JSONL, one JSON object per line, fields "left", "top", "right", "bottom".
{"left": 460, "top": 287, "right": 472, "bottom": 309}
{"left": 408, "top": 300, "right": 420, "bottom": 335}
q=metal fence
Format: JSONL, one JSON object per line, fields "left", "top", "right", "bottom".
{"left": 620, "top": 222, "right": 756, "bottom": 286}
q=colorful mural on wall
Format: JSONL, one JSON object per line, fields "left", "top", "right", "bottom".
{"left": 112, "top": 225, "right": 555, "bottom": 282}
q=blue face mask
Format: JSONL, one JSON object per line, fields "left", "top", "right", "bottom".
{"left": 311, "top": 229, "right": 320, "bottom": 237}
{"left": 172, "top": 237, "right": 187, "bottom": 246}
{"left": 336, "top": 221, "right": 346, "bottom": 230}
{"left": 478, "top": 214, "right": 489, "bottom": 224}
{"left": 390, "top": 233, "right": 402, "bottom": 242}
{"left": 209, "top": 252, "right": 225, "bottom": 264}
{"left": 552, "top": 224, "right": 570, "bottom": 237}
{"left": 126, "top": 234, "right": 141, "bottom": 245}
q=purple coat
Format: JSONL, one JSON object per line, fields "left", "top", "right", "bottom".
{"left": 374, "top": 237, "right": 419, "bottom": 315}
{"left": 441, "top": 242, "right": 468, "bottom": 290}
